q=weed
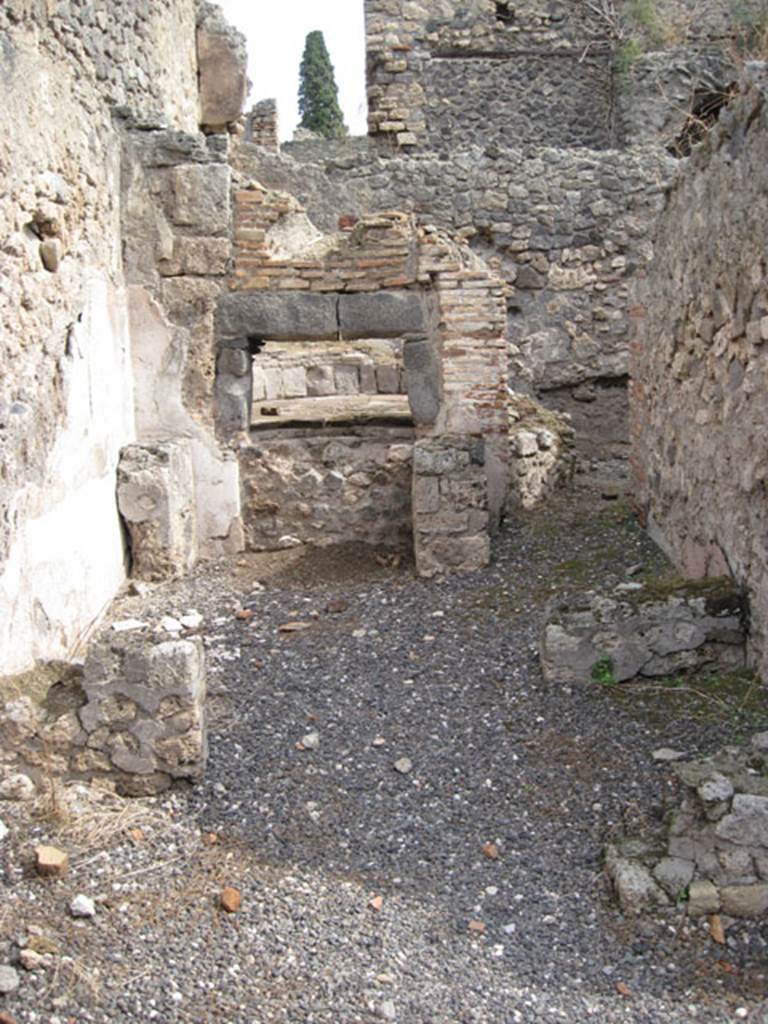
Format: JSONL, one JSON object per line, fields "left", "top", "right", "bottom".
{"left": 601, "top": 669, "right": 766, "bottom": 735}
{"left": 591, "top": 656, "right": 616, "bottom": 685}
{"left": 615, "top": 37, "right": 645, "bottom": 75}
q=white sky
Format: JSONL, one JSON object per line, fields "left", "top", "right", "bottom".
{"left": 217, "top": 0, "right": 368, "bottom": 141}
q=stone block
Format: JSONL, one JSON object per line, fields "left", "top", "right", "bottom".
{"left": 338, "top": 291, "right": 426, "bottom": 340}
{"left": 652, "top": 856, "right": 695, "bottom": 898}
{"left": 376, "top": 365, "right": 401, "bottom": 394}
{"left": 359, "top": 364, "right": 377, "bottom": 393}
{"left": 307, "top": 365, "right": 335, "bottom": 397}
{"left": 171, "top": 164, "right": 231, "bottom": 235}
{"left": 197, "top": 18, "right": 248, "bottom": 129}
{"left": 263, "top": 367, "right": 282, "bottom": 400}
{"left": 716, "top": 794, "right": 768, "bottom": 847}
{"left": 80, "top": 635, "right": 207, "bottom": 790}
{"left": 159, "top": 237, "right": 231, "bottom": 277}
{"left": 117, "top": 442, "right": 197, "bottom": 582}
{"left": 216, "top": 291, "right": 339, "bottom": 341}
{"left": 605, "top": 845, "right": 669, "bottom": 913}
{"left": 218, "top": 347, "right": 250, "bottom": 377}
{"left": 403, "top": 338, "right": 441, "bottom": 426}
{"left": 414, "top": 534, "right": 490, "bottom": 578}
{"left": 413, "top": 477, "right": 440, "bottom": 514}
{"left": 215, "top": 373, "right": 251, "bottom": 433}
{"left": 282, "top": 366, "right": 308, "bottom": 398}
{"left": 687, "top": 879, "right": 720, "bottom": 916}
{"left": 251, "top": 367, "right": 267, "bottom": 401}
{"left": 335, "top": 364, "right": 360, "bottom": 395}
{"left": 719, "top": 883, "right": 768, "bottom": 917}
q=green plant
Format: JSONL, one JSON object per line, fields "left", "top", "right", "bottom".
{"left": 615, "top": 37, "right": 646, "bottom": 75}
{"left": 591, "top": 656, "right": 616, "bottom": 686}
{"left": 297, "top": 30, "right": 348, "bottom": 140}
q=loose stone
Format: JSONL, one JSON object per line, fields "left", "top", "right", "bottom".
{"left": 69, "top": 894, "right": 96, "bottom": 918}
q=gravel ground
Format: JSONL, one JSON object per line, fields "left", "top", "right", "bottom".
{"left": 1, "top": 494, "right": 767, "bottom": 1024}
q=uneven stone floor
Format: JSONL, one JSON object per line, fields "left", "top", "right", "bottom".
{"left": 2, "top": 493, "right": 768, "bottom": 1023}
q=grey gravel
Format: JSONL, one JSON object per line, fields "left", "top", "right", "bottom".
{"left": 0, "top": 494, "right": 766, "bottom": 1022}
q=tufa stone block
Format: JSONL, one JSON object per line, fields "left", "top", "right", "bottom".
{"left": 197, "top": 15, "right": 248, "bottom": 129}
{"left": 118, "top": 442, "right": 198, "bottom": 582}
{"left": 338, "top": 291, "right": 426, "bottom": 340}
{"left": 403, "top": 337, "right": 441, "bottom": 426}
{"left": 216, "top": 291, "right": 339, "bottom": 342}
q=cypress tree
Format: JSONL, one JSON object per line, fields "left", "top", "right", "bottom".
{"left": 298, "top": 30, "right": 348, "bottom": 139}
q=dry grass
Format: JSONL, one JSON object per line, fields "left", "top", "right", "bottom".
{"left": 41, "top": 779, "right": 169, "bottom": 849}
{"left": 47, "top": 955, "right": 102, "bottom": 1000}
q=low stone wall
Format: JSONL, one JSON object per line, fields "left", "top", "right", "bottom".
{"left": 541, "top": 578, "right": 746, "bottom": 686}
{"left": 239, "top": 431, "right": 414, "bottom": 551}
{"left": 507, "top": 396, "right": 575, "bottom": 512}
{"left": 0, "top": 635, "right": 207, "bottom": 798}
{"left": 607, "top": 732, "right": 768, "bottom": 918}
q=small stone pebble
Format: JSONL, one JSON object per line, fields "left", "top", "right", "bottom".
{"left": 69, "top": 894, "right": 96, "bottom": 918}
{"left": 652, "top": 748, "right": 686, "bottom": 762}
{"left": 301, "top": 730, "right": 320, "bottom": 750}
{"left": 19, "top": 949, "right": 45, "bottom": 972}
{"left": 34, "top": 845, "right": 69, "bottom": 877}
{"left": 161, "top": 615, "right": 183, "bottom": 633}
{"left": 0, "top": 773, "right": 36, "bottom": 801}
{"left": 393, "top": 758, "right": 412, "bottom": 774}
{"left": 379, "top": 1000, "right": 397, "bottom": 1021}
{"left": 111, "top": 618, "right": 147, "bottom": 633}
{"left": 220, "top": 887, "right": 243, "bottom": 913}
{"left": 0, "top": 965, "right": 19, "bottom": 994}
{"left": 0, "top": 819, "right": 7, "bottom": 842}
{"left": 180, "top": 610, "right": 203, "bottom": 629}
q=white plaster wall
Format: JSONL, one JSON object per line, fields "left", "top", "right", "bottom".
{"left": 0, "top": 277, "right": 135, "bottom": 676}
{"left": 129, "top": 286, "right": 244, "bottom": 555}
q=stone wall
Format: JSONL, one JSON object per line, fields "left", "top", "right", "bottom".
{"left": 0, "top": 633, "right": 207, "bottom": 798}
{"left": 245, "top": 99, "right": 280, "bottom": 150}
{"left": 607, "top": 732, "right": 768, "bottom": 919}
{"left": 630, "top": 67, "right": 768, "bottom": 679}
{"left": 217, "top": 184, "right": 509, "bottom": 575}
{"left": 119, "top": 124, "right": 244, "bottom": 572}
{"left": 241, "top": 431, "right": 414, "bottom": 551}
{"left": 365, "top": 0, "right": 614, "bottom": 152}
{"left": 0, "top": 0, "right": 200, "bottom": 676}
{"left": 235, "top": 139, "right": 674, "bottom": 470}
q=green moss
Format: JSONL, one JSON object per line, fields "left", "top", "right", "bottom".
{"left": 632, "top": 572, "right": 743, "bottom": 615}
{"left": 600, "top": 669, "right": 766, "bottom": 735}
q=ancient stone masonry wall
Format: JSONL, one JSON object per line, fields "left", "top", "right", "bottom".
{"left": 611, "top": 0, "right": 768, "bottom": 150}
{"left": 630, "top": 66, "right": 768, "bottom": 679}
{"left": 217, "top": 182, "right": 508, "bottom": 575}
{"left": 0, "top": 0, "right": 200, "bottom": 676}
{"left": 118, "top": 124, "right": 244, "bottom": 579}
{"left": 245, "top": 100, "right": 280, "bottom": 150}
{"left": 236, "top": 140, "right": 674, "bottom": 470}
{"left": 365, "top": 0, "right": 614, "bottom": 152}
